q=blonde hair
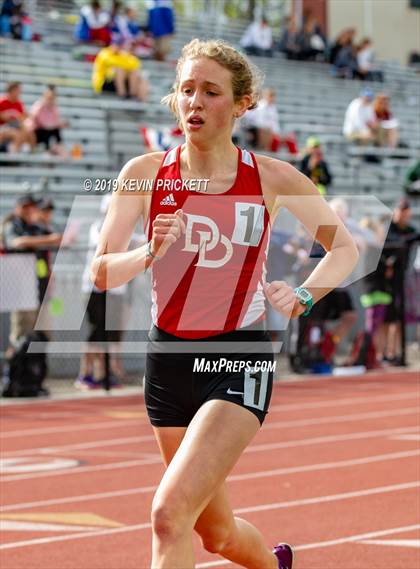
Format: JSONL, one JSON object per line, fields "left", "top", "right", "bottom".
{"left": 161, "top": 39, "right": 263, "bottom": 121}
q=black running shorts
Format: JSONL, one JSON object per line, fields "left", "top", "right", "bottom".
{"left": 144, "top": 323, "right": 274, "bottom": 427}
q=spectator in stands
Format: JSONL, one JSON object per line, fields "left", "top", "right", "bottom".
{"left": 329, "top": 28, "right": 355, "bottom": 66}
{"left": 300, "top": 136, "right": 332, "bottom": 195}
{"left": 111, "top": 6, "right": 153, "bottom": 58}
{"left": 297, "top": 15, "right": 326, "bottom": 61}
{"left": 373, "top": 93, "right": 400, "bottom": 148}
{"left": 356, "top": 38, "right": 384, "bottom": 82}
{"left": 343, "top": 88, "right": 379, "bottom": 144}
{"left": 279, "top": 16, "right": 301, "bottom": 60}
{"left": 27, "top": 85, "right": 69, "bottom": 157}
{"left": 0, "top": 0, "right": 32, "bottom": 40}
{"left": 0, "top": 81, "right": 35, "bottom": 151}
{"left": 147, "top": 0, "right": 175, "bottom": 62}
{"left": 74, "top": 0, "right": 110, "bottom": 45}
{"left": 92, "top": 39, "right": 149, "bottom": 101}
{"left": 382, "top": 198, "right": 419, "bottom": 364}
{"left": 240, "top": 15, "right": 273, "bottom": 57}
{"left": 241, "top": 88, "right": 298, "bottom": 154}
{"left": 334, "top": 43, "right": 358, "bottom": 79}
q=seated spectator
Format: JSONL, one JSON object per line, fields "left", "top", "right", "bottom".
{"left": 356, "top": 38, "right": 384, "bottom": 82}
{"left": 242, "top": 88, "right": 298, "bottom": 154}
{"left": 74, "top": 0, "right": 110, "bottom": 45}
{"left": 279, "top": 16, "right": 301, "bottom": 60}
{"left": 329, "top": 28, "right": 355, "bottom": 65}
{"left": 334, "top": 42, "right": 358, "bottom": 79}
{"left": 300, "top": 136, "right": 332, "bottom": 195}
{"left": 343, "top": 88, "right": 378, "bottom": 144}
{"left": 26, "top": 85, "right": 69, "bottom": 157}
{"left": 92, "top": 40, "right": 149, "bottom": 101}
{"left": 240, "top": 15, "right": 273, "bottom": 57}
{"left": 373, "top": 93, "right": 399, "bottom": 148}
{"left": 297, "top": 15, "right": 326, "bottom": 61}
{"left": 111, "top": 6, "right": 153, "bottom": 58}
{"left": 0, "top": 81, "right": 35, "bottom": 152}
{"left": 0, "top": 0, "right": 32, "bottom": 40}
{"left": 147, "top": 0, "right": 175, "bottom": 61}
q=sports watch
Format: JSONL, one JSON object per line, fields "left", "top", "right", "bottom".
{"left": 294, "top": 287, "right": 313, "bottom": 316}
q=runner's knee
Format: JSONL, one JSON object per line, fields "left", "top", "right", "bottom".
{"left": 151, "top": 494, "right": 194, "bottom": 541}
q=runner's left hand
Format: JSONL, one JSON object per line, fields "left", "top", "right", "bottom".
{"left": 264, "top": 281, "right": 306, "bottom": 319}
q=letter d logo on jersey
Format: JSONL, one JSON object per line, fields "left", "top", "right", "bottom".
{"left": 183, "top": 214, "right": 233, "bottom": 268}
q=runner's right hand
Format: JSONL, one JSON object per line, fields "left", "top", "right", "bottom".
{"left": 150, "top": 209, "right": 185, "bottom": 259}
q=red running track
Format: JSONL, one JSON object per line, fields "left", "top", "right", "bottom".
{"left": 0, "top": 370, "right": 419, "bottom": 568}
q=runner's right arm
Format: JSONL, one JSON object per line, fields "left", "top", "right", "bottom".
{"left": 91, "top": 153, "right": 184, "bottom": 290}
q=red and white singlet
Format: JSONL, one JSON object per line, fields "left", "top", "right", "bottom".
{"left": 146, "top": 145, "right": 271, "bottom": 339}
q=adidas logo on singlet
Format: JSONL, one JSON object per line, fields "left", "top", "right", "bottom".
{"left": 160, "top": 194, "right": 177, "bottom": 206}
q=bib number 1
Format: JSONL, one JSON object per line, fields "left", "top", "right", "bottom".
{"left": 244, "top": 368, "right": 269, "bottom": 410}
{"left": 232, "top": 203, "right": 265, "bottom": 247}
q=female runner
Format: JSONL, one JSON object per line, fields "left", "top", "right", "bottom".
{"left": 91, "top": 39, "right": 358, "bottom": 569}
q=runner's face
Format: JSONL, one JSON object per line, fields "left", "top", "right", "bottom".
{"left": 177, "top": 57, "right": 238, "bottom": 139}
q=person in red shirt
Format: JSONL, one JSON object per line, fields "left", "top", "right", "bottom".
{"left": 373, "top": 93, "right": 399, "bottom": 148}
{"left": 89, "top": 39, "right": 358, "bottom": 568}
{"left": 0, "top": 81, "right": 36, "bottom": 151}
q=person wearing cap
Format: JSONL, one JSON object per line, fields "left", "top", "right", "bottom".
{"left": 92, "top": 38, "right": 149, "bottom": 100}
{"left": 1, "top": 194, "right": 62, "bottom": 349}
{"left": 300, "top": 136, "right": 332, "bottom": 195}
{"left": 343, "top": 88, "right": 379, "bottom": 144}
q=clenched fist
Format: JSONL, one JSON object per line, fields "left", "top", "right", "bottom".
{"left": 264, "top": 280, "right": 306, "bottom": 319}
{"left": 150, "top": 209, "right": 185, "bottom": 259}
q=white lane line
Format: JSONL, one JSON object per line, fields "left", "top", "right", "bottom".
{"left": 233, "top": 481, "right": 420, "bottom": 515}
{"left": 295, "top": 524, "right": 420, "bottom": 551}
{"left": 229, "top": 449, "right": 420, "bottom": 482}
{"left": 2, "top": 448, "right": 418, "bottom": 512}
{"left": 269, "top": 391, "right": 420, "bottom": 412}
{"left": 3, "top": 435, "right": 156, "bottom": 458}
{"left": 0, "top": 419, "right": 147, "bottom": 439}
{"left": 1, "top": 484, "right": 419, "bottom": 551}
{"left": 0, "top": 522, "right": 151, "bottom": 550}
{"left": 391, "top": 435, "right": 420, "bottom": 442}
{"left": 247, "top": 425, "right": 419, "bottom": 453}
{"left": 196, "top": 525, "right": 420, "bottom": 567}
{"left": 266, "top": 406, "right": 419, "bottom": 430}
{"left": 360, "top": 539, "right": 420, "bottom": 548}
{"left": 0, "top": 456, "right": 163, "bottom": 483}
{"left": 1, "top": 425, "right": 419, "bottom": 484}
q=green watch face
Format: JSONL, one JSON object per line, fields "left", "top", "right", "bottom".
{"left": 297, "top": 289, "right": 312, "bottom": 303}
